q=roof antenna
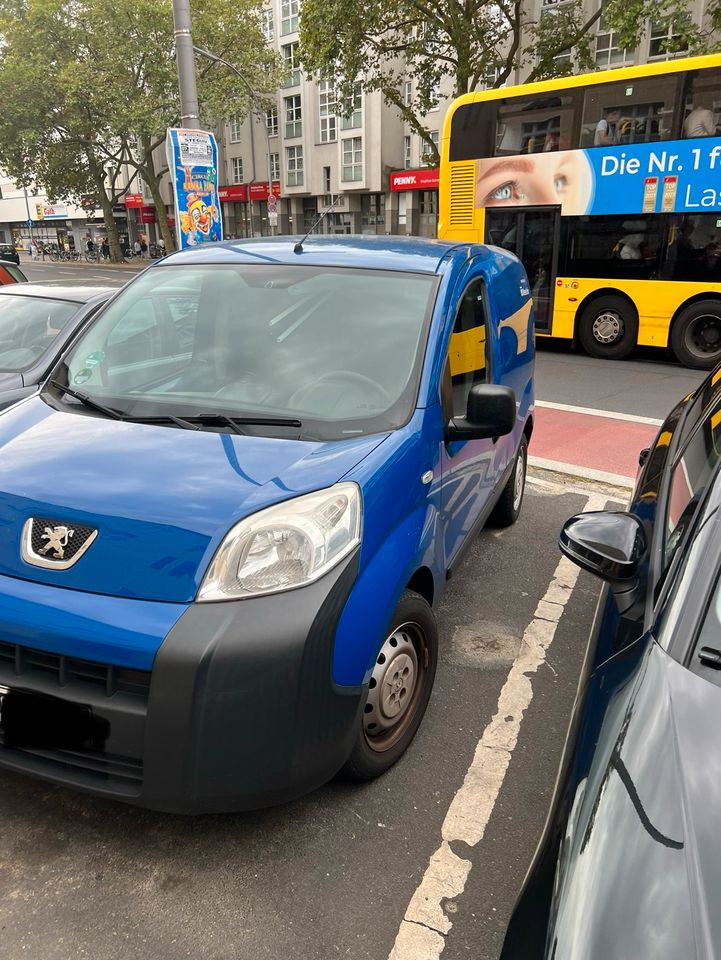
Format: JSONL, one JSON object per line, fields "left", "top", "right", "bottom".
{"left": 294, "top": 194, "right": 344, "bottom": 253}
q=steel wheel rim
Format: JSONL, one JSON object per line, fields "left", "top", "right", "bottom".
{"left": 592, "top": 312, "right": 623, "bottom": 345}
{"left": 513, "top": 445, "right": 526, "bottom": 513}
{"left": 364, "top": 621, "right": 426, "bottom": 753}
{"left": 684, "top": 314, "right": 721, "bottom": 358}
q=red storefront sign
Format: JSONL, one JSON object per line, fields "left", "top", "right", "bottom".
{"left": 140, "top": 206, "right": 156, "bottom": 224}
{"left": 218, "top": 184, "right": 248, "bottom": 202}
{"left": 248, "top": 181, "right": 281, "bottom": 201}
{"left": 389, "top": 168, "right": 440, "bottom": 191}
{"left": 124, "top": 193, "right": 144, "bottom": 208}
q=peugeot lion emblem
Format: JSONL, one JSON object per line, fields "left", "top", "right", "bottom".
{"left": 21, "top": 517, "right": 98, "bottom": 570}
{"left": 39, "top": 525, "right": 74, "bottom": 560}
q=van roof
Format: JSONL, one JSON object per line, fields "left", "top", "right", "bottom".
{"left": 156, "top": 235, "right": 480, "bottom": 275}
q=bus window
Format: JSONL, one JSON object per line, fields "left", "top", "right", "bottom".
{"left": 666, "top": 214, "right": 721, "bottom": 282}
{"left": 682, "top": 68, "right": 721, "bottom": 137}
{"left": 449, "top": 102, "right": 497, "bottom": 162}
{"left": 580, "top": 75, "right": 679, "bottom": 147}
{"left": 564, "top": 214, "right": 663, "bottom": 280}
{"left": 495, "top": 94, "right": 576, "bottom": 155}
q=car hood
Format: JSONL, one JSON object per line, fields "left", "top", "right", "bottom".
{"left": 548, "top": 642, "right": 721, "bottom": 960}
{"left": 0, "top": 397, "right": 387, "bottom": 602}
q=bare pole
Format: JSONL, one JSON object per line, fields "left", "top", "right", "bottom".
{"left": 172, "top": 0, "right": 200, "bottom": 127}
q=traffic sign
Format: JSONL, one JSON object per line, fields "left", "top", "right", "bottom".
{"left": 26, "top": 218, "right": 33, "bottom": 227}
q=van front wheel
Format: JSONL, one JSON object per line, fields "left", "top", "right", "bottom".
{"left": 578, "top": 296, "right": 637, "bottom": 360}
{"left": 342, "top": 590, "right": 438, "bottom": 780}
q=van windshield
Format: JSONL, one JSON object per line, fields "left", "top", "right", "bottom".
{"left": 49, "top": 263, "right": 437, "bottom": 440}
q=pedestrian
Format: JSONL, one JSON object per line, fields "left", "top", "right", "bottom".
{"left": 157, "top": 237, "right": 166, "bottom": 256}
{"left": 101, "top": 238, "right": 109, "bottom": 260}
{"left": 140, "top": 237, "right": 148, "bottom": 259}
{"left": 133, "top": 238, "right": 141, "bottom": 258}
{"left": 86, "top": 236, "right": 95, "bottom": 255}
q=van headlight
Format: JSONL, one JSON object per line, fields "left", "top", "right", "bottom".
{"left": 197, "top": 483, "right": 362, "bottom": 601}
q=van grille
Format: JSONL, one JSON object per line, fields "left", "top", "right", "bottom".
{"left": 449, "top": 163, "right": 476, "bottom": 226}
{"left": 0, "top": 641, "right": 150, "bottom": 699}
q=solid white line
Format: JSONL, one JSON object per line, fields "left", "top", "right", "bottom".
{"left": 388, "top": 492, "right": 609, "bottom": 960}
{"left": 529, "top": 455, "right": 635, "bottom": 490}
{"left": 536, "top": 399, "right": 663, "bottom": 427}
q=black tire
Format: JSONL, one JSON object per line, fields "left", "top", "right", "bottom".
{"left": 342, "top": 590, "right": 438, "bottom": 780}
{"left": 489, "top": 434, "right": 528, "bottom": 528}
{"left": 670, "top": 300, "right": 721, "bottom": 370}
{"left": 578, "top": 295, "right": 638, "bottom": 360}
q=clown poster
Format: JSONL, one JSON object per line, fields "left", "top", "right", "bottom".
{"left": 166, "top": 128, "right": 223, "bottom": 249}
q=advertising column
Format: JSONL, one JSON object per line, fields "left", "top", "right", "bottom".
{"left": 166, "top": 128, "right": 223, "bottom": 248}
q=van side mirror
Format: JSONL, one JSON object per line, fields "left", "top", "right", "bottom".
{"left": 447, "top": 384, "right": 516, "bottom": 441}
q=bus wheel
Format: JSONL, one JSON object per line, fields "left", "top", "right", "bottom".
{"left": 670, "top": 301, "right": 721, "bottom": 370}
{"left": 578, "top": 296, "right": 637, "bottom": 360}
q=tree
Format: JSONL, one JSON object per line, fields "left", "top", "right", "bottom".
{"left": 300, "top": 0, "right": 721, "bottom": 166}
{"left": 0, "top": 0, "right": 281, "bottom": 256}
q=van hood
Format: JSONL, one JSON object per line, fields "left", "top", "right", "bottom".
{"left": 0, "top": 398, "right": 386, "bottom": 602}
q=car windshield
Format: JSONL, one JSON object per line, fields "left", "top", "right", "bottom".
{"left": 49, "top": 264, "right": 437, "bottom": 440}
{"left": 0, "top": 295, "right": 79, "bottom": 371}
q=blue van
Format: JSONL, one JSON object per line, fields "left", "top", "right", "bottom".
{"left": 0, "top": 236, "right": 533, "bottom": 813}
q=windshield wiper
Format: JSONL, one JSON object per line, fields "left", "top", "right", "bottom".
{"left": 49, "top": 380, "right": 125, "bottom": 420}
{"left": 194, "top": 413, "right": 303, "bottom": 434}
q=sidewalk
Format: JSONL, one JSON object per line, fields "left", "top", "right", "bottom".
{"left": 21, "top": 254, "right": 141, "bottom": 268}
{"left": 530, "top": 400, "right": 661, "bottom": 489}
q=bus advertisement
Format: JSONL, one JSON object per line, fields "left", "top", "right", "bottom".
{"left": 438, "top": 54, "right": 721, "bottom": 368}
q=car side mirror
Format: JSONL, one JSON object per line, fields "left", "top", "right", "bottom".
{"left": 447, "top": 384, "right": 516, "bottom": 441}
{"left": 560, "top": 511, "right": 647, "bottom": 581}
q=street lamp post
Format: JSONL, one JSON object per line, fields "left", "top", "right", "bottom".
{"left": 172, "top": 0, "right": 200, "bottom": 127}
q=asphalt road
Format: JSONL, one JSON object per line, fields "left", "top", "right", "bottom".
{"left": 0, "top": 474, "right": 619, "bottom": 960}
{"left": 20, "top": 258, "right": 144, "bottom": 288}
{"left": 2, "top": 257, "right": 699, "bottom": 959}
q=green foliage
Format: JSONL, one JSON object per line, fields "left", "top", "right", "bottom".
{"left": 300, "top": 0, "right": 720, "bottom": 165}
{"left": 0, "top": 0, "right": 282, "bottom": 248}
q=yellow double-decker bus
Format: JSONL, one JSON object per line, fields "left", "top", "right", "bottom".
{"left": 438, "top": 54, "right": 721, "bottom": 369}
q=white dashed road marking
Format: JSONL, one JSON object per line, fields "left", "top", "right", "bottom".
{"left": 388, "top": 489, "right": 609, "bottom": 960}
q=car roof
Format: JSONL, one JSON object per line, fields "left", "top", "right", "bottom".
{"left": 156, "top": 235, "right": 479, "bottom": 275}
{"left": 0, "top": 284, "right": 114, "bottom": 303}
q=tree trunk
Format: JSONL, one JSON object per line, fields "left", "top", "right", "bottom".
{"left": 88, "top": 155, "right": 123, "bottom": 262}
{"left": 141, "top": 136, "right": 176, "bottom": 251}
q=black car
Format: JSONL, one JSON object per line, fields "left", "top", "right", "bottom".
{"left": 0, "top": 285, "right": 114, "bottom": 409}
{"left": 502, "top": 364, "right": 721, "bottom": 960}
{"left": 0, "top": 243, "right": 20, "bottom": 266}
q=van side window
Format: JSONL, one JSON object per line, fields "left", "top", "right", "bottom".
{"left": 448, "top": 279, "right": 489, "bottom": 418}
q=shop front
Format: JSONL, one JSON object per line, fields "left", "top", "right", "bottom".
{"left": 389, "top": 168, "right": 439, "bottom": 237}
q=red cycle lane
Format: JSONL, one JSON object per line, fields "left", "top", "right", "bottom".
{"left": 530, "top": 401, "right": 661, "bottom": 487}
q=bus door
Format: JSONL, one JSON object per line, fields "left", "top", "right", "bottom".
{"left": 485, "top": 207, "right": 560, "bottom": 333}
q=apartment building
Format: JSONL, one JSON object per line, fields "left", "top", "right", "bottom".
{"left": 217, "top": 0, "right": 717, "bottom": 240}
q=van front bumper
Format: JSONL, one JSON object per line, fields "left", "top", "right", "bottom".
{"left": 0, "top": 552, "right": 364, "bottom": 814}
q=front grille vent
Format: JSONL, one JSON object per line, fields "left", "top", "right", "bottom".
{"left": 0, "top": 641, "right": 150, "bottom": 699}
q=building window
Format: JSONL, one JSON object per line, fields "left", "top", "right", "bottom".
{"left": 231, "top": 157, "right": 244, "bottom": 185}
{"left": 282, "top": 42, "right": 300, "bottom": 87}
{"left": 404, "top": 81, "right": 412, "bottom": 106}
{"left": 419, "top": 190, "right": 437, "bottom": 215}
{"left": 341, "top": 85, "right": 362, "bottom": 130}
{"left": 228, "top": 115, "right": 242, "bottom": 143}
{"left": 404, "top": 135, "right": 412, "bottom": 169}
{"left": 422, "top": 131, "right": 439, "bottom": 165}
{"left": 266, "top": 106, "right": 279, "bottom": 137}
{"left": 595, "top": 17, "right": 632, "bottom": 68}
{"left": 341, "top": 136, "right": 363, "bottom": 181}
{"left": 269, "top": 152, "right": 281, "bottom": 181}
{"left": 323, "top": 166, "right": 331, "bottom": 193}
{"left": 480, "top": 63, "right": 503, "bottom": 90}
{"left": 429, "top": 80, "right": 441, "bottom": 111}
{"left": 261, "top": 8, "right": 274, "bottom": 41}
{"left": 398, "top": 192, "right": 407, "bottom": 227}
{"left": 286, "top": 145, "right": 303, "bottom": 186}
{"left": 361, "top": 193, "right": 385, "bottom": 225}
{"left": 649, "top": 17, "right": 690, "bottom": 59}
{"left": 280, "top": 0, "right": 299, "bottom": 35}
{"left": 284, "top": 95, "right": 302, "bottom": 139}
{"left": 319, "top": 81, "right": 337, "bottom": 143}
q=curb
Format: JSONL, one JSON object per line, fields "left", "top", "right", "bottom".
{"left": 529, "top": 455, "right": 635, "bottom": 492}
